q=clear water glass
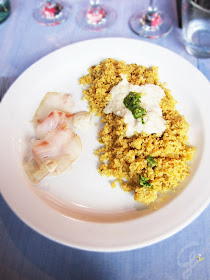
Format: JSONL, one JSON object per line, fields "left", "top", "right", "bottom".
{"left": 182, "top": 0, "right": 210, "bottom": 58}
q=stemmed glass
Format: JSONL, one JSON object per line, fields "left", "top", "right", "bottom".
{"left": 33, "top": 0, "right": 71, "bottom": 26}
{"left": 76, "top": 0, "right": 117, "bottom": 31}
{"left": 129, "top": 0, "right": 173, "bottom": 38}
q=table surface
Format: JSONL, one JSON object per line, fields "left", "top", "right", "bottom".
{"left": 0, "top": 1, "right": 209, "bottom": 279}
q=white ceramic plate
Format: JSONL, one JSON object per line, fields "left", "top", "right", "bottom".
{"left": 0, "top": 38, "right": 209, "bottom": 252}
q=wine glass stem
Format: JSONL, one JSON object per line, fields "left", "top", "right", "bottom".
{"left": 146, "top": 0, "right": 159, "bottom": 22}
{"left": 45, "top": 0, "right": 55, "bottom": 8}
{"left": 148, "top": 0, "right": 157, "bottom": 12}
{"left": 90, "top": 0, "right": 100, "bottom": 8}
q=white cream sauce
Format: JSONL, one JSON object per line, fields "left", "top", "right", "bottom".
{"left": 104, "top": 75, "right": 166, "bottom": 137}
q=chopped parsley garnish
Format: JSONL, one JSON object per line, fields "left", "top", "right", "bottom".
{"left": 146, "top": 156, "right": 156, "bottom": 168}
{"left": 123, "top": 92, "right": 146, "bottom": 124}
{"left": 139, "top": 174, "right": 153, "bottom": 189}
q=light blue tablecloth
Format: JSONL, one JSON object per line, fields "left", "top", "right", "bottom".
{"left": 0, "top": 1, "right": 209, "bottom": 279}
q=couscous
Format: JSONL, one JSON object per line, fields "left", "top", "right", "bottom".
{"left": 79, "top": 58, "right": 195, "bottom": 205}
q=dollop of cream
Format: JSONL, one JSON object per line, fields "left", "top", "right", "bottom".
{"left": 104, "top": 75, "right": 166, "bottom": 137}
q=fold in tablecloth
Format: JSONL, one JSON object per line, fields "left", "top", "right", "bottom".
{"left": 0, "top": 77, "right": 16, "bottom": 101}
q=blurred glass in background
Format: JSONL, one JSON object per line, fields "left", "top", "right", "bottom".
{"left": 182, "top": 0, "right": 210, "bottom": 58}
{"left": 0, "top": 0, "right": 10, "bottom": 23}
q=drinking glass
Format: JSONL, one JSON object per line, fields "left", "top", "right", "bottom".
{"left": 33, "top": 0, "right": 71, "bottom": 26}
{"left": 182, "top": 0, "right": 210, "bottom": 58}
{"left": 129, "top": 0, "right": 173, "bottom": 38}
{"left": 76, "top": 0, "right": 117, "bottom": 31}
{"left": 0, "top": 0, "right": 11, "bottom": 24}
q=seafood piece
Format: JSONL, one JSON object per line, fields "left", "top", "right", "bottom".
{"left": 35, "top": 110, "right": 73, "bottom": 138}
{"left": 32, "top": 128, "right": 82, "bottom": 173}
{"left": 35, "top": 110, "right": 92, "bottom": 138}
{"left": 33, "top": 92, "right": 74, "bottom": 124}
{"left": 24, "top": 92, "right": 92, "bottom": 184}
{"left": 71, "top": 111, "right": 92, "bottom": 130}
{"left": 24, "top": 158, "right": 49, "bottom": 184}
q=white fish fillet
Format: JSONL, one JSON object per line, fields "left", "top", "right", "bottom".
{"left": 33, "top": 92, "right": 74, "bottom": 124}
{"left": 32, "top": 128, "right": 82, "bottom": 169}
{"left": 25, "top": 92, "right": 91, "bottom": 184}
{"left": 35, "top": 110, "right": 73, "bottom": 138}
